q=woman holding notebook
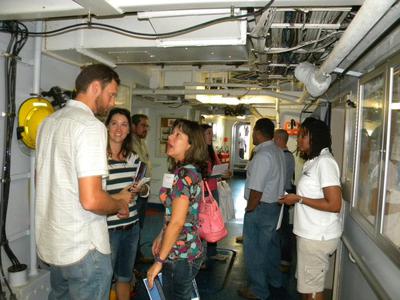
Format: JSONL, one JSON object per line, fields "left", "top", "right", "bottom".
{"left": 146, "top": 119, "right": 208, "bottom": 300}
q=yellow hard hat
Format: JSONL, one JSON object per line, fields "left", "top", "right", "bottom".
{"left": 17, "top": 97, "right": 54, "bottom": 149}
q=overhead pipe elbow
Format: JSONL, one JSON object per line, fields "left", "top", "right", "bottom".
{"left": 295, "top": 62, "right": 331, "bottom": 98}
{"left": 295, "top": 0, "right": 396, "bottom": 100}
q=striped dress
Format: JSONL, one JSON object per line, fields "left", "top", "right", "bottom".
{"left": 106, "top": 153, "right": 141, "bottom": 229}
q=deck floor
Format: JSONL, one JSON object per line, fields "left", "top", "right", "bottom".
{"left": 133, "top": 174, "right": 301, "bottom": 300}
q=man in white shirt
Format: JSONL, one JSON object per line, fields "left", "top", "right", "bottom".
{"left": 36, "top": 64, "right": 131, "bottom": 300}
{"left": 131, "top": 114, "right": 152, "bottom": 230}
{"left": 131, "top": 114, "right": 153, "bottom": 264}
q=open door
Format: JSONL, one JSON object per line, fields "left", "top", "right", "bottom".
{"left": 231, "top": 122, "right": 251, "bottom": 173}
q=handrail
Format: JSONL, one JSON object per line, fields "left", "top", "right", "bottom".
{"left": 341, "top": 236, "right": 391, "bottom": 300}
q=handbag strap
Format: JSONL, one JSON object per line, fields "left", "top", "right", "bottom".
{"left": 200, "top": 180, "right": 218, "bottom": 205}
{"left": 201, "top": 180, "right": 213, "bottom": 201}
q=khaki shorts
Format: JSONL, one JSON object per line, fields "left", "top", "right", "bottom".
{"left": 296, "top": 236, "right": 339, "bottom": 294}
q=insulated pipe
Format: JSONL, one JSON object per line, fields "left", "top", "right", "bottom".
{"left": 315, "top": 0, "right": 396, "bottom": 81}
{"left": 298, "top": 0, "right": 396, "bottom": 102}
{"left": 29, "top": 21, "right": 43, "bottom": 278}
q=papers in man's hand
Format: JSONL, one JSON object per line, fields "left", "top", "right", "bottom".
{"left": 276, "top": 204, "right": 284, "bottom": 230}
{"left": 276, "top": 192, "right": 288, "bottom": 230}
{"left": 211, "top": 163, "right": 229, "bottom": 176}
{"left": 136, "top": 177, "right": 151, "bottom": 189}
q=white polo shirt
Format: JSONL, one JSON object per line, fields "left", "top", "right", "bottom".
{"left": 35, "top": 100, "right": 109, "bottom": 266}
{"left": 294, "top": 148, "right": 343, "bottom": 241}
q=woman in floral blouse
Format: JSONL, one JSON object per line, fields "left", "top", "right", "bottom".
{"left": 146, "top": 119, "right": 208, "bottom": 300}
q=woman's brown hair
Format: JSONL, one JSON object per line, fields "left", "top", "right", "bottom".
{"left": 168, "top": 119, "right": 208, "bottom": 177}
{"left": 105, "top": 107, "right": 133, "bottom": 159}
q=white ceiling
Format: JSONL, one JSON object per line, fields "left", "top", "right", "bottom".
{"left": 1, "top": 0, "right": 399, "bottom": 115}
{"left": 0, "top": 1, "right": 365, "bottom": 20}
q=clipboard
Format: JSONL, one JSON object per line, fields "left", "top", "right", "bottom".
{"left": 134, "top": 162, "right": 147, "bottom": 183}
{"left": 143, "top": 273, "right": 199, "bottom": 300}
{"left": 211, "top": 163, "right": 229, "bottom": 176}
{"left": 143, "top": 273, "right": 166, "bottom": 300}
{"left": 276, "top": 204, "right": 284, "bottom": 230}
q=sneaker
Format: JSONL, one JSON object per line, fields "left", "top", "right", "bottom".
{"left": 209, "top": 253, "right": 228, "bottom": 262}
{"left": 237, "top": 287, "right": 260, "bottom": 300}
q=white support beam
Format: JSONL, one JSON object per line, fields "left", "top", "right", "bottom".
{"left": 119, "top": 1, "right": 364, "bottom": 12}
{"left": 151, "top": 65, "right": 251, "bottom": 72}
{"left": 73, "top": 0, "right": 123, "bottom": 16}
{"left": 270, "top": 23, "right": 341, "bottom": 29}
{"left": 262, "top": 48, "right": 326, "bottom": 54}
{"left": 184, "top": 82, "right": 274, "bottom": 88}
{"left": 0, "top": 0, "right": 363, "bottom": 21}
{"left": 132, "top": 88, "right": 300, "bottom": 102}
{"left": 76, "top": 48, "right": 117, "bottom": 68}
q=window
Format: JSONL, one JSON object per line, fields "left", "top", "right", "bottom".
{"left": 381, "top": 67, "right": 400, "bottom": 249}
{"left": 354, "top": 74, "right": 385, "bottom": 226}
{"left": 352, "top": 57, "right": 400, "bottom": 264}
{"left": 341, "top": 94, "right": 357, "bottom": 200}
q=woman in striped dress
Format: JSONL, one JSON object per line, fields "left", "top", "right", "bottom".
{"left": 105, "top": 108, "right": 150, "bottom": 300}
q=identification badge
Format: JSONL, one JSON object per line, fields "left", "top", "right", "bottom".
{"left": 162, "top": 173, "right": 174, "bottom": 189}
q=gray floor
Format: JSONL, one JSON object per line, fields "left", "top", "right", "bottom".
{"left": 135, "top": 174, "right": 300, "bottom": 300}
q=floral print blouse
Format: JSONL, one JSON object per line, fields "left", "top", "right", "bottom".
{"left": 159, "top": 164, "right": 203, "bottom": 262}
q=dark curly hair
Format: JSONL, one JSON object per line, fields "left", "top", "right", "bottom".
{"left": 299, "top": 117, "right": 332, "bottom": 160}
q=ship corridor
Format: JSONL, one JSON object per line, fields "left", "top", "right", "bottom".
{"left": 133, "top": 174, "right": 305, "bottom": 300}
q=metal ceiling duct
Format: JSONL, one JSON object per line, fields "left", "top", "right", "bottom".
{"left": 296, "top": 0, "right": 397, "bottom": 98}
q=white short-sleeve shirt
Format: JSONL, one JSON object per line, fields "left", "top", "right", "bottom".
{"left": 35, "top": 100, "right": 109, "bottom": 266}
{"left": 294, "top": 148, "right": 343, "bottom": 240}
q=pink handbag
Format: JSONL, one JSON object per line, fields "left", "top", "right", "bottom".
{"left": 198, "top": 180, "right": 228, "bottom": 243}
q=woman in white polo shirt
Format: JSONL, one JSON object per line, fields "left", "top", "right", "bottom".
{"left": 279, "top": 117, "right": 343, "bottom": 300}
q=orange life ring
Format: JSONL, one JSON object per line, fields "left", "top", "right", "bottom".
{"left": 284, "top": 119, "right": 300, "bottom": 136}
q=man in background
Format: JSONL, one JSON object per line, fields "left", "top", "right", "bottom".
{"left": 239, "top": 118, "right": 286, "bottom": 300}
{"left": 36, "top": 64, "right": 131, "bottom": 300}
{"left": 274, "top": 128, "right": 296, "bottom": 272}
{"left": 238, "top": 133, "right": 246, "bottom": 159}
{"left": 131, "top": 114, "right": 152, "bottom": 260}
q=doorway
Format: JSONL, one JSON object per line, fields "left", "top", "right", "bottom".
{"left": 231, "top": 122, "right": 251, "bottom": 173}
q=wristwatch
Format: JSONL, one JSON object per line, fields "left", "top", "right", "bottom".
{"left": 298, "top": 197, "right": 304, "bottom": 204}
{"left": 155, "top": 255, "right": 167, "bottom": 264}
